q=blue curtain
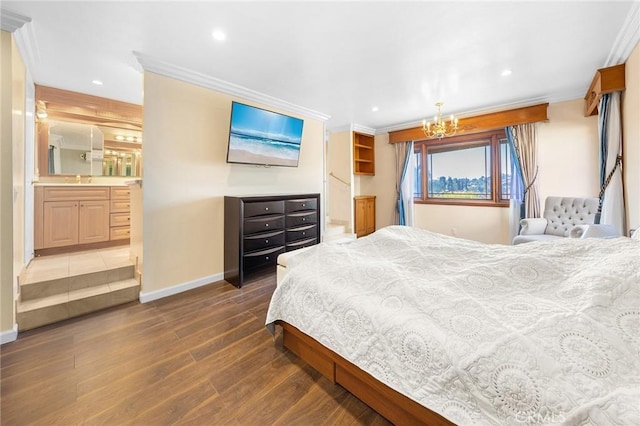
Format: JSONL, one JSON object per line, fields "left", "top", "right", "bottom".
{"left": 397, "top": 140, "right": 414, "bottom": 226}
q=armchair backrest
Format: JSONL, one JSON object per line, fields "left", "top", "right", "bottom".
{"left": 543, "top": 197, "right": 599, "bottom": 237}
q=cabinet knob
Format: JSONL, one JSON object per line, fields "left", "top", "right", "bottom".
{"left": 266, "top": 256, "right": 269, "bottom": 260}
{"left": 302, "top": 232, "right": 306, "bottom": 235}
{"left": 265, "top": 239, "right": 269, "bottom": 243}
{"left": 265, "top": 207, "right": 269, "bottom": 211}
{"left": 302, "top": 203, "right": 306, "bottom": 207}
{"left": 302, "top": 218, "right": 306, "bottom": 221}
{"left": 265, "top": 223, "right": 269, "bottom": 227}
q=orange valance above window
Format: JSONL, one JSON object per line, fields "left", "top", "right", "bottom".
{"left": 388, "top": 103, "right": 549, "bottom": 144}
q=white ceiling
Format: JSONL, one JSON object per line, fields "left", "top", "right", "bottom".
{"left": 3, "top": 1, "right": 638, "bottom": 132}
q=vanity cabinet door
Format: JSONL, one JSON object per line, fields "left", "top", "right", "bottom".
{"left": 43, "top": 201, "right": 79, "bottom": 248}
{"left": 78, "top": 200, "right": 110, "bottom": 244}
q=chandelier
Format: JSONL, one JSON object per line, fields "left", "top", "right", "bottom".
{"left": 422, "top": 102, "right": 458, "bottom": 139}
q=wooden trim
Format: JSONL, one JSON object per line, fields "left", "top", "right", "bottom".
{"left": 389, "top": 103, "right": 548, "bottom": 143}
{"left": 278, "top": 321, "right": 455, "bottom": 426}
{"left": 35, "top": 85, "right": 143, "bottom": 129}
{"left": 414, "top": 129, "right": 510, "bottom": 207}
{"left": 584, "top": 63, "right": 625, "bottom": 116}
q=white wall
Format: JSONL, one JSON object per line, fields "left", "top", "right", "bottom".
{"left": 1, "top": 31, "right": 26, "bottom": 342}
{"left": 361, "top": 132, "right": 395, "bottom": 229}
{"left": 537, "top": 99, "right": 599, "bottom": 201}
{"left": 327, "top": 130, "right": 352, "bottom": 228}
{"left": 1, "top": 31, "right": 16, "bottom": 340}
{"left": 141, "top": 72, "right": 324, "bottom": 298}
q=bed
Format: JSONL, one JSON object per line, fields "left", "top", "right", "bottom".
{"left": 266, "top": 226, "right": 640, "bottom": 425}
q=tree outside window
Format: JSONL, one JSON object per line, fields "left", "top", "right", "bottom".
{"left": 414, "top": 129, "right": 511, "bottom": 207}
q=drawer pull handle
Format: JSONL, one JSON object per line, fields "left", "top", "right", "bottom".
{"left": 302, "top": 218, "right": 306, "bottom": 221}
{"left": 302, "top": 203, "right": 306, "bottom": 207}
{"left": 266, "top": 256, "right": 269, "bottom": 260}
{"left": 265, "top": 239, "right": 269, "bottom": 243}
{"left": 265, "top": 207, "right": 269, "bottom": 211}
{"left": 265, "top": 223, "right": 269, "bottom": 227}
{"left": 302, "top": 232, "right": 306, "bottom": 235}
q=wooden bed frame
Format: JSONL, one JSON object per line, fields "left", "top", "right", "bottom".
{"left": 277, "top": 321, "right": 455, "bottom": 426}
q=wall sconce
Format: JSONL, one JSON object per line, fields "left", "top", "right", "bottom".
{"left": 36, "top": 101, "right": 48, "bottom": 119}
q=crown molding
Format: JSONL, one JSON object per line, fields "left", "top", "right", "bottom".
{"left": 12, "top": 19, "right": 39, "bottom": 77}
{"left": 133, "top": 51, "right": 330, "bottom": 122}
{"left": 605, "top": 2, "right": 640, "bottom": 66}
{"left": 0, "top": 9, "right": 30, "bottom": 32}
{"left": 352, "top": 124, "right": 376, "bottom": 135}
{"left": 1, "top": 9, "right": 39, "bottom": 77}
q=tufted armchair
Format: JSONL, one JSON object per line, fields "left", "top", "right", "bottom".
{"left": 512, "top": 196, "right": 617, "bottom": 244}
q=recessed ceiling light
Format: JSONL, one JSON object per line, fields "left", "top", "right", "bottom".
{"left": 501, "top": 69, "right": 512, "bottom": 77}
{"left": 212, "top": 30, "right": 226, "bottom": 41}
{"left": 92, "top": 80, "right": 103, "bottom": 85}
{"left": 372, "top": 106, "right": 379, "bottom": 112}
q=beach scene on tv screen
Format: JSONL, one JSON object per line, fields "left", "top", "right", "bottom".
{"left": 228, "top": 103, "right": 304, "bottom": 167}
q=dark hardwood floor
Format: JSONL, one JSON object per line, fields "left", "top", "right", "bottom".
{"left": 0, "top": 271, "right": 391, "bottom": 425}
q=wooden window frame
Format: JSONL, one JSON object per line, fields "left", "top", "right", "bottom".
{"left": 414, "top": 129, "right": 510, "bottom": 207}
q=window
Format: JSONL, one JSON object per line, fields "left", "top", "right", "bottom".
{"left": 414, "top": 129, "right": 512, "bottom": 206}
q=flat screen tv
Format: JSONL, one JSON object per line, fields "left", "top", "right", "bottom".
{"left": 226, "top": 102, "right": 304, "bottom": 167}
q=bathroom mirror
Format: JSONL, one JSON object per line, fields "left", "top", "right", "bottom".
{"left": 45, "top": 120, "right": 142, "bottom": 177}
{"left": 47, "top": 120, "right": 103, "bottom": 176}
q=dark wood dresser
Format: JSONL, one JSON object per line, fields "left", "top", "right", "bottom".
{"left": 224, "top": 194, "right": 320, "bottom": 287}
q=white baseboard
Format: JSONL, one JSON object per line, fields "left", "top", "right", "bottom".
{"left": 0, "top": 324, "right": 18, "bottom": 345}
{"left": 139, "top": 273, "right": 224, "bottom": 304}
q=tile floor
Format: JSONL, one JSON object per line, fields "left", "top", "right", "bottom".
{"left": 23, "top": 246, "right": 133, "bottom": 284}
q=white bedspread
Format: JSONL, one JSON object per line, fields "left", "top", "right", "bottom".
{"left": 265, "top": 226, "right": 640, "bottom": 425}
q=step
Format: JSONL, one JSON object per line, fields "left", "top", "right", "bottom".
{"left": 325, "top": 222, "right": 346, "bottom": 236}
{"left": 17, "top": 278, "right": 140, "bottom": 331}
{"left": 20, "top": 264, "right": 135, "bottom": 302}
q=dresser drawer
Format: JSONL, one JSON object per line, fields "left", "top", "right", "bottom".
{"left": 110, "top": 186, "right": 131, "bottom": 200}
{"left": 244, "top": 201, "right": 284, "bottom": 218}
{"left": 110, "top": 226, "right": 130, "bottom": 240}
{"left": 286, "top": 198, "right": 317, "bottom": 213}
{"left": 286, "top": 211, "right": 317, "bottom": 228}
{"left": 110, "top": 199, "right": 130, "bottom": 213}
{"left": 244, "top": 214, "right": 285, "bottom": 235}
{"left": 244, "top": 230, "right": 285, "bottom": 253}
{"left": 243, "top": 246, "right": 285, "bottom": 271}
{"left": 110, "top": 212, "right": 130, "bottom": 227}
{"left": 286, "top": 224, "right": 317, "bottom": 242}
{"left": 286, "top": 237, "right": 318, "bottom": 251}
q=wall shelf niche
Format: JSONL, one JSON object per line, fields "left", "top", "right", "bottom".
{"left": 353, "top": 132, "right": 375, "bottom": 175}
